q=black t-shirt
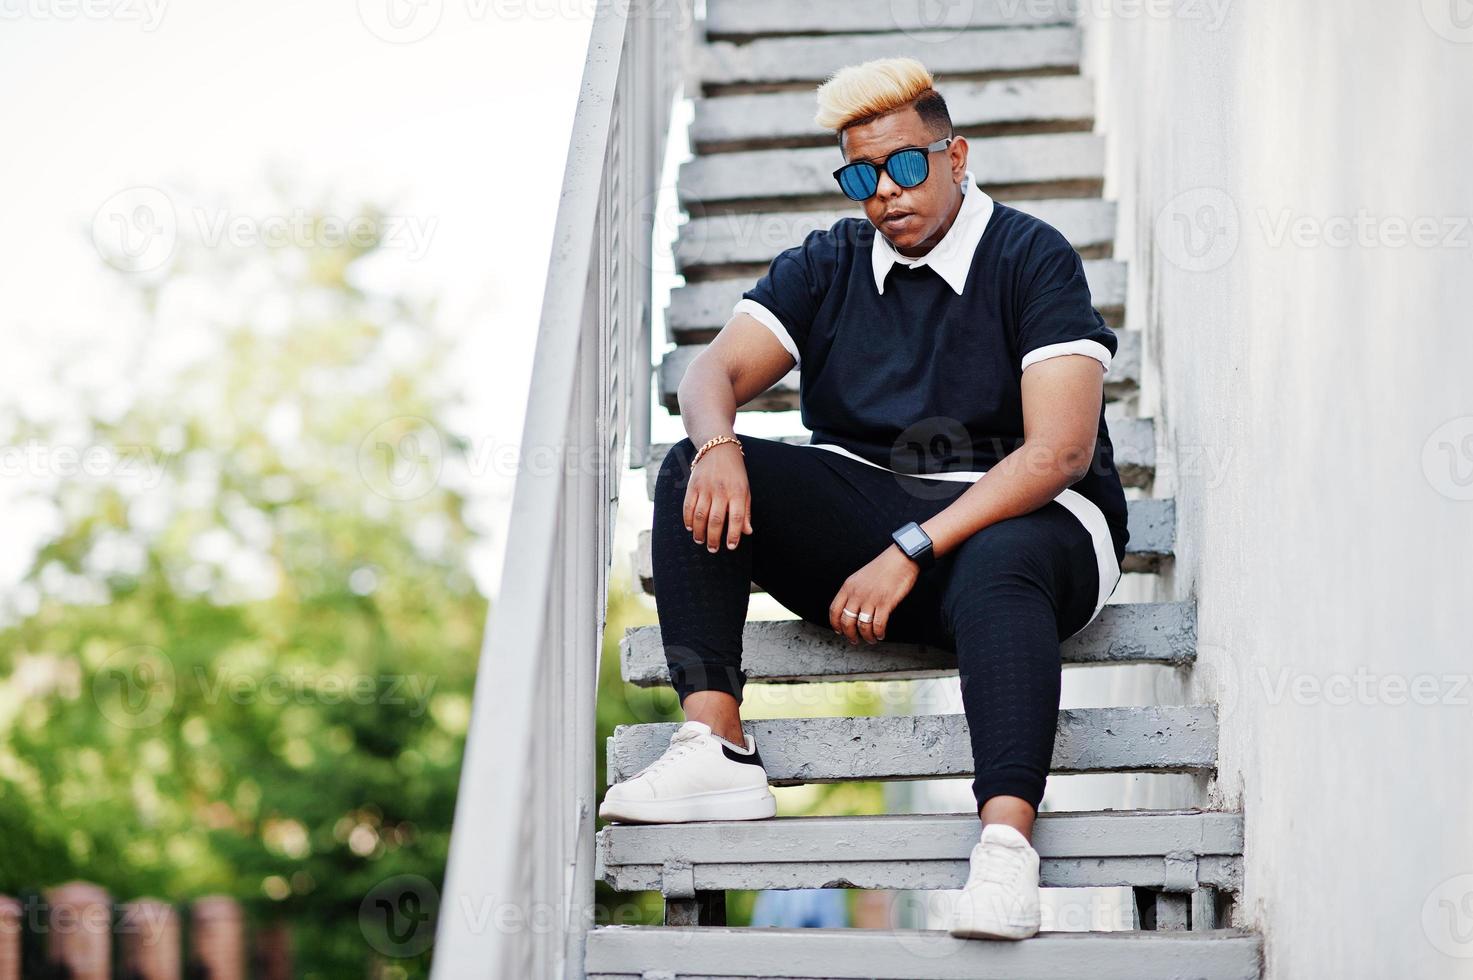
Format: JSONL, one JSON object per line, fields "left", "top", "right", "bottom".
{"left": 735, "top": 190, "right": 1130, "bottom": 573}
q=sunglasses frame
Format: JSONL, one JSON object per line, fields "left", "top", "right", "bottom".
{"left": 831, "top": 137, "right": 954, "bottom": 202}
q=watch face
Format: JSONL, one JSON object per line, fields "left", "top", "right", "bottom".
{"left": 896, "top": 524, "right": 929, "bottom": 552}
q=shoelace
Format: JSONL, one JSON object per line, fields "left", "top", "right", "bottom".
{"left": 969, "top": 840, "right": 1027, "bottom": 887}
{"left": 631, "top": 725, "right": 708, "bottom": 782}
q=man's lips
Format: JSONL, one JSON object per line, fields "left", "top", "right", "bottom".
{"left": 881, "top": 212, "right": 915, "bottom": 229}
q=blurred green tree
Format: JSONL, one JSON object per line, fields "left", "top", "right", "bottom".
{"left": 0, "top": 195, "right": 485, "bottom": 979}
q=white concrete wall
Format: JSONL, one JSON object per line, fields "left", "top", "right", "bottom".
{"left": 1077, "top": 2, "right": 1473, "bottom": 976}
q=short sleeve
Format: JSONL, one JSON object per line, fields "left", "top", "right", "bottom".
{"left": 1014, "top": 226, "right": 1116, "bottom": 374}
{"left": 732, "top": 227, "right": 833, "bottom": 368}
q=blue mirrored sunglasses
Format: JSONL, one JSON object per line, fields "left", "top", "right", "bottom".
{"left": 831, "top": 137, "right": 953, "bottom": 202}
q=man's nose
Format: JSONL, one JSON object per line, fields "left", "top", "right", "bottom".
{"left": 874, "top": 168, "right": 903, "bottom": 200}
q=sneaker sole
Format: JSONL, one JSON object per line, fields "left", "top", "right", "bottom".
{"left": 598, "top": 783, "right": 777, "bottom": 824}
{"left": 948, "top": 919, "right": 1040, "bottom": 941}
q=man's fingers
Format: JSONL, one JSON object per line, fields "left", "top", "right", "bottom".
{"left": 704, "top": 493, "right": 728, "bottom": 552}
{"left": 828, "top": 591, "right": 847, "bottom": 635}
{"left": 860, "top": 602, "right": 891, "bottom": 645}
{"left": 871, "top": 606, "right": 890, "bottom": 643}
{"left": 690, "top": 489, "right": 709, "bottom": 546}
{"left": 725, "top": 498, "right": 747, "bottom": 550}
{"left": 838, "top": 588, "right": 861, "bottom": 645}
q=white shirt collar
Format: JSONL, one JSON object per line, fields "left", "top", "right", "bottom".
{"left": 871, "top": 169, "right": 993, "bottom": 296}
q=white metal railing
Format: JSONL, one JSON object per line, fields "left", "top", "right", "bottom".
{"left": 433, "top": 1, "right": 689, "bottom": 976}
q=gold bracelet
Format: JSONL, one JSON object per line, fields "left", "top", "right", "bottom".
{"left": 693, "top": 434, "right": 743, "bottom": 467}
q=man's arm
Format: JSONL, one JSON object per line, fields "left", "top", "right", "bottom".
{"left": 917, "top": 354, "right": 1103, "bottom": 557}
{"left": 674, "top": 312, "right": 798, "bottom": 552}
{"left": 676, "top": 311, "right": 797, "bottom": 449}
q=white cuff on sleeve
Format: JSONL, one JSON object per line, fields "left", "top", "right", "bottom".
{"left": 732, "top": 298, "right": 800, "bottom": 367}
{"left": 1020, "top": 339, "right": 1112, "bottom": 374}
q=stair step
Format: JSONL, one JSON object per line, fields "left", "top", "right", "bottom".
{"left": 699, "top": 27, "right": 1081, "bottom": 91}
{"left": 675, "top": 198, "right": 1117, "bottom": 275}
{"left": 643, "top": 416, "right": 1154, "bottom": 495}
{"left": 690, "top": 76, "right": 1095, "bottom": 152}
{"left": 663, "top": 259, "right": 1126, "bottom": 342}
{"left": 620, "top": 601, "right": 1193, "bottom": 687}
{"left": 680, "top": 134, "right": 1103, "bottom": 209}
{"left": 608, "top": 706, "right": 1216, "bottom": 785}
{"left": 634, "top": 497, "right": 1173, "bottom": 593}
{"left": 586, "top": 925, "right": 1262, "bottom": 979}
{"left": 597, "top": 808, "right": 1241, "bottom": 893}
{"left": 705, "top": 0, "right": 1076, "bottom": 39}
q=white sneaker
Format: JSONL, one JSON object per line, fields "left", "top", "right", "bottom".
{"left": 598, "top": 720, "right": 777, "bottom": 824}
{"left": 948, "top": 822, "right": 1042, "bottom": 940}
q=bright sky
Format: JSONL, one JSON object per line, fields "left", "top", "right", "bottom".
{"left": 0, "top": 1, "right": 729, "bottom": 601}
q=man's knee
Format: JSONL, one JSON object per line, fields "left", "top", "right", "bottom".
{"left": 949, "top": 519, "right": 1049, "bottom": 585}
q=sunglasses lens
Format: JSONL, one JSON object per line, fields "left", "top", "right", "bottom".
{"left": 888, "top": 148, "right": 929, "bottom": 188}
{"left": 837, "top": 163, "right": 878, "bottom": 201}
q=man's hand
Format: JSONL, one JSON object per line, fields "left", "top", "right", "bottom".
{"left": 829, "top": 544, "right": 921, "bottom": 645}
{"left": 684, "top": 442, "right": 753, "bottom": 553}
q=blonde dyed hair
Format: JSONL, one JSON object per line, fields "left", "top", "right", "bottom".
{"left": 813, "top": 56, "right": 938, "bottom": 135}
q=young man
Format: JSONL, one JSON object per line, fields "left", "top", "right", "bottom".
{"left": 599, "top": 56, "right": 1128, "bottom": 941}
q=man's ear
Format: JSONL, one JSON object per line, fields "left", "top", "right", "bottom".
{"left": 949, "top": 135, "right": 968, "bottom": 182}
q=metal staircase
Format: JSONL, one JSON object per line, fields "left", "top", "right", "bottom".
{"left": 585, "top": 1, "right": 1264, "bottom": 976}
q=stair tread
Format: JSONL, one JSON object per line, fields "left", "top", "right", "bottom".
{"left": 620, "top": 600, "right": 1192, "bottom": 687}
{"left": 698, "top": 27, "right": 1081, "bottom": 88}
{"left": 634, "top": 498, "right": 1174, "bottom": 593}
{"left": 663, "top": 260, "right": 1127, "bottom": 339}
{"left": 608, "top": 706, "right": 1217, "bottom": 785}
{"left": 691, "top": 76, "right": 1094, "bottom": 150}
{"left": 675, "top": 199, "right": 1117, "bottom": 272}
{"left": 643, "top": 416, "right": 1154, "bottom": 495}
{"left": 679, "top": 134, "right": 1103, "bottom": 206}
{"left": 704, "top": 0, "right": 1076, "bottom": 38}
{"left": 597, "top": 807, "right": 1242, "bottom": 893}
{"left": 600, "top": 807, "right": 1242, "bottom": 859}
{"left": 586, "top": 924, "right": 1263, "bottom": 979}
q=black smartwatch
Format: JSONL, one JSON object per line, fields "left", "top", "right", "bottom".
{"left": 891, "top": 521, "right": 935, "bottom": 571}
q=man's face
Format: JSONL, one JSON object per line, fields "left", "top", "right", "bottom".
{"left": 841, "top": 107, "right": 967, "bottom": 254}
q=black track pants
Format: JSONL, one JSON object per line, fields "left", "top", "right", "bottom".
{"left": 651, "top": 434, "right": 1108, "bottom": 811}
